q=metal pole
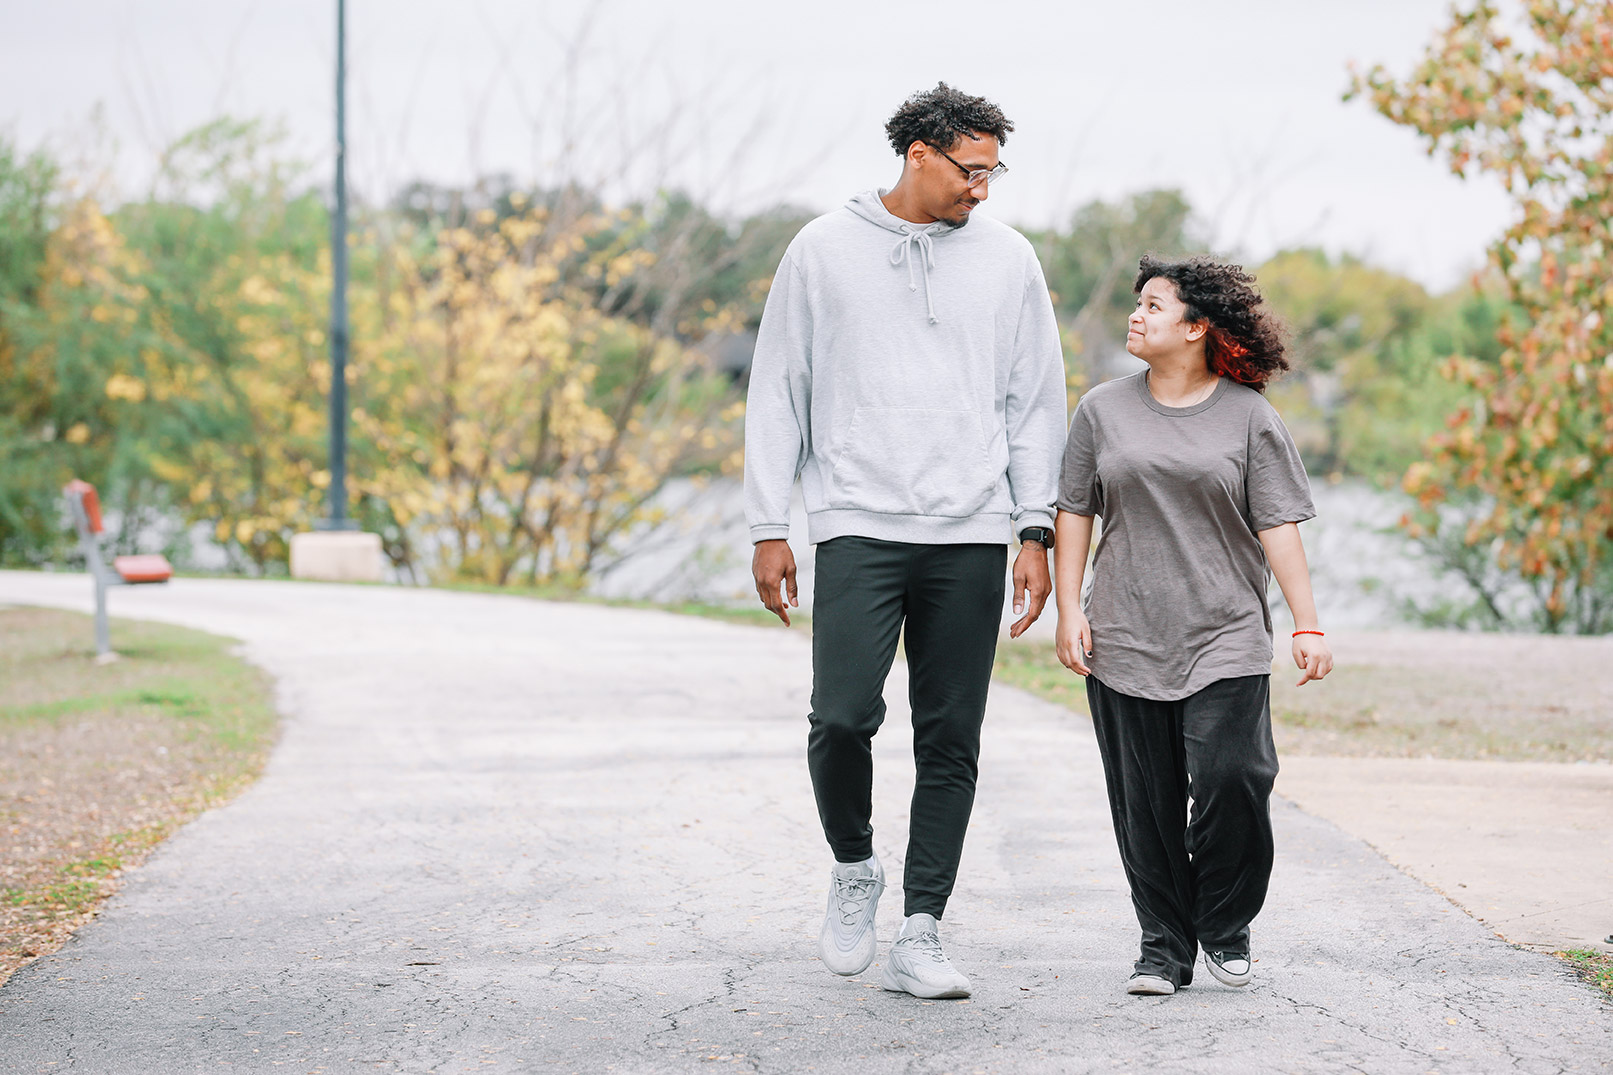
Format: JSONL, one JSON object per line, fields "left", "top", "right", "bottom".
{"left": 326, "top": 0, "right": 352, "bottom": 529}
{"left": 94, "top": 577, "right": 111, "bottom": 659}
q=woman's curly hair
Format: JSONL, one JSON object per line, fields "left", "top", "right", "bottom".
{"left": 884, "top": 82, "right": 1014, "bottom": 157}
{"left": 1134, "top": 254, "right": 1289, "bottom": 391}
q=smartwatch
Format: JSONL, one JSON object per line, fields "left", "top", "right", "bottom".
{"left": 1018, "top": 526, "right": 1054, "bottom": 550}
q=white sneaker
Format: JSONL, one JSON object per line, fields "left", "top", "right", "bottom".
{"left": 1126, "top": 973, "right": 1176, "bottom": 996}
{"left": 819, "top": 855, "right": 885, "bottom": 975}
{"left": 880, "top": 913, "right": 972, "bottom": 999}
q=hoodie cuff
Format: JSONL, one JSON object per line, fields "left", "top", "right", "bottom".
{"left": 1012, "top": 510, "right": 1055, "bottom": 535}
{"left": 750, "top": 524, "right": 792, "bottom": 544}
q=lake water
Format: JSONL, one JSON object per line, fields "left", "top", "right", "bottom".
{"left": 591, "top": 477, "right": 1449, "bottom": 630}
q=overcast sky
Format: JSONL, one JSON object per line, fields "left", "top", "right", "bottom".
{"left": 3, "top": 0, "right": 1511, "bottom": 291}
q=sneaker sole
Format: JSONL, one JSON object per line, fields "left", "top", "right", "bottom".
{"left": 880, "top": 964, "right": 971, "bottom": 999}
{"left": 1203, "top": 952, "right": 1251, "bottom": 987}
{"left": 819, "top": 930, "right": 876, "bottom": 977}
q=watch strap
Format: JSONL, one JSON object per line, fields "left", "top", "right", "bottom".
{"left": 1018, "top": 526, "right": 1054, "bottom": 549}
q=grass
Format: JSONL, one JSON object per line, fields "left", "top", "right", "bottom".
{"left": 1554, "top": 949, "right": 1613, "bottom": 1000}
{"left": 0, "top": 607, "right": 279, "bottom": 986}
{"left": 993, "top": 639, "right": 1090, "bottom": 715}
{"left": 1267, "top": 658, "right": 1611, "bottom": 762}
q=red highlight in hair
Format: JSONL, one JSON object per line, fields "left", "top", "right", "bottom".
{"left": 1205, "top": 326, "right": 1262, "bottom": 385}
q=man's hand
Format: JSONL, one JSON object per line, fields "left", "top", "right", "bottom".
{"left": 1008, "top": 542, "right": 1051, "bottom": 639}
{"left": 752, "top": 539, "right": 799, "bottom": 626}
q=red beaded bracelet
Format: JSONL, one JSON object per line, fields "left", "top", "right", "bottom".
{"left": 1292, "top": 630, "right": 1325, "bottom": 637}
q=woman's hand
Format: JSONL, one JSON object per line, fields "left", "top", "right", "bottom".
{"left": 1056, "top": 610, "right": 1093, "bottom": 676}
{"left": 1052, "top": 512, "right": 1097, "bottom": 676}
{"left": 1291, "top": 633, "right": 1333, "bottom": 686}
{"left": 1257, "top": 522, "right": 1333, "bottom": 687}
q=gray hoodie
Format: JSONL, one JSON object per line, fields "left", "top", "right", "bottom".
{"left": 744, "top": 190, "right": 1067, "bottom": 546}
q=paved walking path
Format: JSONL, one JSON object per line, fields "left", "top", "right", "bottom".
{"left": 0, "top": 572, "right": 1607, "bottom": 1074}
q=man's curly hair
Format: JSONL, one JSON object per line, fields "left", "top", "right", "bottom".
{"left": 1134, "top": 254, "right": 1290, "bottom": 391}
{"left": 884, "top": 82, "right": 1014, "bottom": 157}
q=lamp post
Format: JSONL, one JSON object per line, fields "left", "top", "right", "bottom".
{"left": 322, "top": 0, "right": 352, "bottom": 531}
{"left": 289, "top": 0, "right": 382, "bottom": 581}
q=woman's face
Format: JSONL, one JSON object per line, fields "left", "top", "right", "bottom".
{"left": 1126, "top": 277, "right": 1202, "bottom": 361}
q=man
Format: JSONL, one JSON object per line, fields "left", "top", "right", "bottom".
{"left": 744, "top": 83, "right": 1067, "bottom": 999}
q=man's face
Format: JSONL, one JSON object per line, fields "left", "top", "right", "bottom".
{"left": 910, "top": 132, "right": 998, "bottom": 227}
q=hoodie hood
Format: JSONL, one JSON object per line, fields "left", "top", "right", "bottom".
{"left": 845, "top": 189, "right": 958, "bottom": 324}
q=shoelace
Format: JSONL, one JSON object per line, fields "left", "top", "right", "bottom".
{"left": 900, "top": 929, "right": 948, "bottom": 964}
{"left": 832, "top": 874, "right": 884, "bottom": 925}
{"left": 1206, "top": 950, "right": 1248, "bottom": 966}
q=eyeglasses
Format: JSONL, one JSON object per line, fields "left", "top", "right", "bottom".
{"left": 930, "top": 145, "right": 1009, "bottom": 189}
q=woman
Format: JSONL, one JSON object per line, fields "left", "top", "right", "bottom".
{"left": 1054, "top": 254, "right": 1332, "bottom": 996}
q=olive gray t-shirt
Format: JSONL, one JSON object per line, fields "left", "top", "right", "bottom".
{"left": 1057, "top": 371, "right": 1314, "bottom": 701}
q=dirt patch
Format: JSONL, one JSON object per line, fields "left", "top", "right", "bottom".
{"left": 0, "top": 606, "right": 278, "bottom": 986}
{"left": 1268, "top": 629, "right": 1613, "bottom": 762}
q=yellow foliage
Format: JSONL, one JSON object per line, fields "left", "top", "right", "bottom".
{"left": 104, "top": 373, "right": 147, "bottom": 402}
{"left": 355, "top": 205, "right": 744, "bottom": 585}
{"left": 1354, "top": 0, "right": 1613, "bottom": 630}
{"left": 32, "top": 183, "right": 748, "bottom": 584}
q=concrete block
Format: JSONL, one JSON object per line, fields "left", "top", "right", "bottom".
{"left": 289, "top": 530, "right": 384, "bottom": 582}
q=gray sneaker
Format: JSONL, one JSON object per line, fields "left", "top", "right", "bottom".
{"left": 819, "top": 855, "right": 885, "bottom": 975}
{"left": 880, "top": 913, "right": 972, "bottom": 999}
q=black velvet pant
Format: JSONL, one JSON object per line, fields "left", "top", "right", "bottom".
{"left": 807, "top": 536, "right": 1006, "bottom": 919}
{"left": 1085, "top": 673, "right": 1279, "bottom": 987}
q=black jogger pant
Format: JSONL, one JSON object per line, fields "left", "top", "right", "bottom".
{"left": 1085, "top": 673, "right": 1279, "bottom": 987}
{"left": 808, "top": 536, "right": 1006, "bottom": 919}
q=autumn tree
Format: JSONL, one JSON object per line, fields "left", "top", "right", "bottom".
{"left": 1351, "top": 0, "right": 1613, "bottom": 632}
{"left": 358, "top": 202, "right": 744, "bottom": 586}
{"left": 0, "top": 140, "right": 63, "bottom": 563}
{"left": 114, "top": 120, "right": 339, "bottom": 574}
{"left": 0, "top": 139, "right": 179, "bottom": 566}
{"left": 391, "top": 177, "right": 813, "bottom": 349}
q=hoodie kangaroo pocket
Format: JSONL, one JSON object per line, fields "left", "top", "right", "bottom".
{"left": 829, "top": 407, "right": 1002, "bottom": 518}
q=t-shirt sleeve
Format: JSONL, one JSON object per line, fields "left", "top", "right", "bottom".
{"left": 1246, "top": 404, "right": 1315, "bottom": 531}
{"left": 1056, "top": 400, "right": 1102, "bottom": 516}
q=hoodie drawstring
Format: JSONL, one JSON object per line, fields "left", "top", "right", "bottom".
{"left": 889, "top": 226, "right": 939, "bottom": 324}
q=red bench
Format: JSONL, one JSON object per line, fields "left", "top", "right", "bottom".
{"left": 63, "top": 480, "right": 173, "bottom": 660}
